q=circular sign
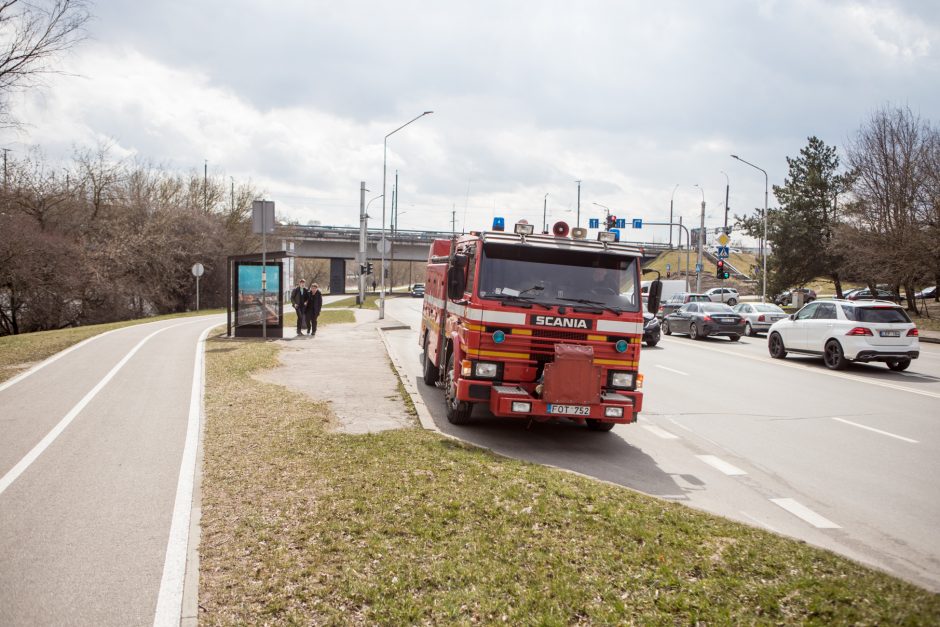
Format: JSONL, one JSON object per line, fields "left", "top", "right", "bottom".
{"left": 191, "top": 263, "right": 205, "bottom": 277}
{"left": 376, "top": 238, "right": 392, "bottom": 254}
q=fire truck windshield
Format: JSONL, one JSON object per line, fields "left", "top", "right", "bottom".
{"left": 477, "top": 243, "right": 640, "bottom": 312}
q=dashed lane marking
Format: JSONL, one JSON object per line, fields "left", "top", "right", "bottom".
{"left": 655, "top": 364, "right": 689, "bottom": 376}
{"left": 832, "top": 417, "right": 918, "bottom": 444}
{"left": 770, "top": 497, "right": 841, "bottom": 529}
{"left": 697, "top": 455, "right": 747, "bottom": 476}
{"left": 642, "top": 425, "right": 679, "bottom": 439}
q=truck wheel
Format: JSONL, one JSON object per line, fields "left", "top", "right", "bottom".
{"left": 586, "top": 419, "right": 615, "bottom": 432}
{"left": 444, "top": 351, "right": 473, "bottom": 424}
{"left": 421, "top": 333, "right": 438, "bottom": 386}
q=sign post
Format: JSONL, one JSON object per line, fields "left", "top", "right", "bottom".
{"left": 191, "top": 263, "right": 204, "bottom": 311}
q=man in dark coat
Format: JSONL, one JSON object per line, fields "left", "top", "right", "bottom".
{"left": 305, "top": 282, "right": 323, "bottom": 336}
{"left": 290, "top": 279, "right": 308, "bottom": 335}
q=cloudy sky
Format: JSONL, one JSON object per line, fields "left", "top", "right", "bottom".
{"left": 7, "top": 0, "right": 940, "bottom": 242}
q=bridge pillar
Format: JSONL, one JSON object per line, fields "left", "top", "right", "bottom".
{"left": 329, "top": 258, "right": 346, "bottom": 295}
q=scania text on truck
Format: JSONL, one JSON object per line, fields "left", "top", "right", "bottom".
{"left": 419, "top": 219, "right": 662, "bottom": 431}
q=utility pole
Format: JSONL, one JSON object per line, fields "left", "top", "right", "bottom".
{"left": 669, "top": 184, "right": 679, "bottom": 248}
{"left": 3, "top": 148, "right": 10, "bottom": 189}
{"left": 722, "top": 173, "right": 730, "bottom": 231}
{"left": 390, "top": 171, "right": 398, "bottom": 293}
{"left": 231, "top": 176, "right": 235, "bottom": 213}
{"left": 575, "top": 180, "right": 582, "bottom": 228}
{"left": 452, "top": 206, "right": 456, "bottom": 236}
{"left": 359, "top": 182, "right": 367, "bottom": 306}
{"left": 203, "top": 159, "right": 208, "bottom": 212}
{"left": 694, "top": 185, "right": 705, "bottom": 293}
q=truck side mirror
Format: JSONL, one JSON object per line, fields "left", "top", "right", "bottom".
{"left": 646, "top": 279, "right": 662, "bottom": 314}
{"left": 447, "top": 254, "right": 469, "bottom": 300}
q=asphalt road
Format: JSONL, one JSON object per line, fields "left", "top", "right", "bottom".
{"left": 383, "top": 296, "right": 940, "bottom": 592}
{"left": 0, "top": 315, "right": 222, "bottom": 626}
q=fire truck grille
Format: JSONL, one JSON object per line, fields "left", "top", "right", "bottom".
{"left": 531, "top": 329, "right": 593, "bottom": 341}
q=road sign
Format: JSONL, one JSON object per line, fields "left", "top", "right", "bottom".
{"left": 631, "top": 218, "right": 642, "bottom": 229}
{"left": 588, "top": 218, "right": 599, "bottom": 229}
{"left": 191, "top": 263, "right": 204, "bottom": 277}
{"left": 251, "top": 200, "right": 276, "bottom": 234}
{"left": 695, "top": 263, "right": 703, "bottom": 273}
{"left": 717, "top": 233, "right": 730, "bottom": 246}
{"left": 716, "top": 246, "right": 730, "bottom": 258}
{"left": 666, "top": 263, "right": 671, "bottom": 272}
{"left": 377, "top": 238, "right": 392, "bottom": 254}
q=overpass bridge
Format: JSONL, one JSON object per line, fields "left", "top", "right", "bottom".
{"left": 275, "top": 224, "right": 673, "bottom": 294}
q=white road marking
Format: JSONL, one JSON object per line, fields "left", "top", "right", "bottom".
{"left": 0, "top": 322, "right": 193, "bottom": 497}
{"left": 660, "top": 335, "right": 940, "bottom": 399}
{"left": 832, "top": 417, "right": 918, "bottom": 444}
{"left": 655, "top": 364, "right": 689, "bottom": 376}
{"left": 153, "top": 324, "right": 215, "bottom": 627}
{"left": 0, "top": 327, "right": 130, "bottom": 394}
{"left": 642, "top": 425, "right": 679, "bottom": 439}
{"left": 697, "top": 455, "right": 747, "bottom": 476}
{"left": 770, "top": 498, "right": 840, "bottom": 529}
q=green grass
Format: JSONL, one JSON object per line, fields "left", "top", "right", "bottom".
{"left": 198, "top": 337, "right": 940, "bottom": 625}
{"left": 0, "top": 309, "right": 225, "bottom": 383}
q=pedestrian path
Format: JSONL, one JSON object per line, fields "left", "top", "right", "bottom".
{"left": 256, "top": 309, "right": 414, "bottom": 433}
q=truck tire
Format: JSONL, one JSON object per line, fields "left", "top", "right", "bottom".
{"left": 421, "top": 333, "right": 438, "bottom": 386}
{"left": 586, "top": 419, "right": 615, "bottom": 432}
{"left": 444, "top": 351, "right": 473, "bottom": 424}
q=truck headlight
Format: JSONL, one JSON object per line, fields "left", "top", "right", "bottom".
{"left": 511, "top": 401, "right": 531, "bottom": 413}
{"left": 474, "top": 362, "right": 498, "bottom": 378}
{"left": 609, "top": 371, "right": 634, "bottom": 389}
{"left": 604, "top": 406, "right": 624, "bottom": 418}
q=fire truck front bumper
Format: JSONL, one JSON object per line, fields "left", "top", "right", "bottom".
{"left": 461, "top": 382, "right": 641, "bottom": 424}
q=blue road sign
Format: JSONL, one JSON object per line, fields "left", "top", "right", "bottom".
{"left": 716, "top": 246, "right": 730, "bottom": 258}
{"left": 695, "top": 263, "right": 703, "bottom": 273}
{"left": 631, "top": 218, "right": 642, "bottom": 229}
{"left": 588, "top": 218, "right": 599, "bottom": 229}
{"left": 616, "top": 218, "right": 626, "bottom": 229}
{"left": 609, "top": 228, "right": 620, "bottom": 241}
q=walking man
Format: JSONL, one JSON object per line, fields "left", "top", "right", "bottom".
{"left": 305, "top": 282, "right": 323, "bottom": 336}
{"left": 290, "top": 279, "right": 308, "bottom": 335}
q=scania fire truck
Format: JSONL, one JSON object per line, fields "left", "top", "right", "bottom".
{"left": 419, "top": 219, "right": 662, "bottom": 430}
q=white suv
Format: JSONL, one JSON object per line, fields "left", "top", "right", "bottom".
{"left": 704, "top": 287, "right": 738, "bottom": 305}
{"left": 767, "top": 300, "right": 919, "bottom": 371}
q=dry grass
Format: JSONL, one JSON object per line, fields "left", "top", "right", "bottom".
{"left": 198, "top": 335, "right": 940, "bottom": 625}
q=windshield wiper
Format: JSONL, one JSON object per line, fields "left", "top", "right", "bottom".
{"left": 556, "top": 297, "right": 624, "bottom": 316}
{"left": 488, "top": 293, "right": 551, "bottom": 310}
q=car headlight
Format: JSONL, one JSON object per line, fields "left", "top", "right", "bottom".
{"left": 474, "top": 362, "right": 498, "bottom": 378}
{"left": 609, "top": 371, "right": 634, "bottom": 389}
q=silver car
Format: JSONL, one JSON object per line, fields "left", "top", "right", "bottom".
{"left": 732, "top": 302, "right": 787, "bottom": 336}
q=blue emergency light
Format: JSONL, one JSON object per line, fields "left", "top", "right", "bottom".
{"left": 492, "top": 217, "right": 505, "bottom": 231}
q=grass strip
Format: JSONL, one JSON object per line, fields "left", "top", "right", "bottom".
{"left": 199, "top": 338, "right": 940, "bottom": 625}
{"left": 325, "top": 294, "right": 380, "bottom": 309}
{"left": 0, "top": 309, "right": 225, "bottom": 383}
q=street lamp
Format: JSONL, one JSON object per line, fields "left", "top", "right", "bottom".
{"left": 592, "top": 202, "right": 611, "bottom": 228}
{"left": 542, "top": 193, "right": 548, "bottom": 233}
{"left": 381, "top": 111, "right": 433, "bottom": 319}
{"left": 669, "top": 184, "right": 679, "bottom": 248}
{"left": 693, "top": 184, "right": 705, "bottom": 293}
{"left": 719, "top": 171, "right": 730, "bottom": 231}
{"left": 731, "top": 154, "right": 768, "bottom": 303}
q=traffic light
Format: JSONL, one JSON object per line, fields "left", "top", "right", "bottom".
{"left": 605, "top": 214, "right": 617, "bottom": 231}
{"left": 716, "top": 259, "right": 729, "bottom": 280}
{"left": 359, "top": 263, "right": 367, "bottom": 275}
{"left": 366, "top": 262, "right": 374, "bottom": 275}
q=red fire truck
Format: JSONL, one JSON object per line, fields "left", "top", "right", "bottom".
{"left": 419, "top": 220, "right": 662, "bottom": 430}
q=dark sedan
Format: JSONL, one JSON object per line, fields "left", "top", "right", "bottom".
{"left": 845, "top": 288, "right": 901, "bottom": 303}
{"left": 662, "top": 302, "right": 746, "bottom": 341}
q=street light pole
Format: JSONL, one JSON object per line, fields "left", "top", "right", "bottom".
{"left": 575, "top": 180, "right": 582, "bottom": 228}
{"left": 720, "top": 171, "right": 730, "bottom": 231}
{"left": 669, "top": 184, "right": 679, "bottom": 248}
{"left": 731, "top": 154, "right": 769, "bottom": 303}
{"left": 543, "top": 193, "right": 548, "bottom": 234}
{"left": 381, "top": 111, "right": 433, "bottom": 320}
{"left": 592, "top": 202, "right": 610, "bottom": 227}
{"left": 693, "top": 185, "right": 705, "bottom": 293}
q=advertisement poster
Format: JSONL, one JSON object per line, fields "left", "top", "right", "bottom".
{"left": 236, "top": 263, "right": 281, "bottom": 326}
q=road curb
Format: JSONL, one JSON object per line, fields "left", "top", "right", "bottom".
{"left": 377, "top": 326, "right": 440, "bottom": 433}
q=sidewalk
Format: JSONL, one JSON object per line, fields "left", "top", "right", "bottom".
{"left": 919, "top": 329, "right": 940, "bottom": 344}
{"left": 255, "top": 308, "right": 415, "bottom": 433}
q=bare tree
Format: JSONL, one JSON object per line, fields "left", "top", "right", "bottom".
{"left": 844, "top": 106, "right": 935, "bottom": 311}
{"left": 0, "top": 0, "right": 90, "bottom": 126}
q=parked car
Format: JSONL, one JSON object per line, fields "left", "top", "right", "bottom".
{"left": 732, "top": 302, "right": 787, "bottom": 336}
{"left": 704, "top": 287, "right": 739, "bottom": 305}
{"left": 657, "top": 292, "right": 711, "bottom": 319}
{"left": 642, "top": 312, "right": 661, "bottom": 347}
{"left": 767, "top": 300, "right": 919, "bottom": 371}
{"left": 915, "top": 286, "right": 937, "bottom": 299}
{"left": 844, "top": 288, "right": 901, "bottom": 303}
{"left": 662, "top": 302, "right": 746, "bottom": 341}
{"left": 773, "top": 288, "right": 817, "bottom": 306}
{"left": 410, "top": 283, "right": 425, "bottom": 298}
{"left": 841, "top": 288, "right": 862, "bottom": 299}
